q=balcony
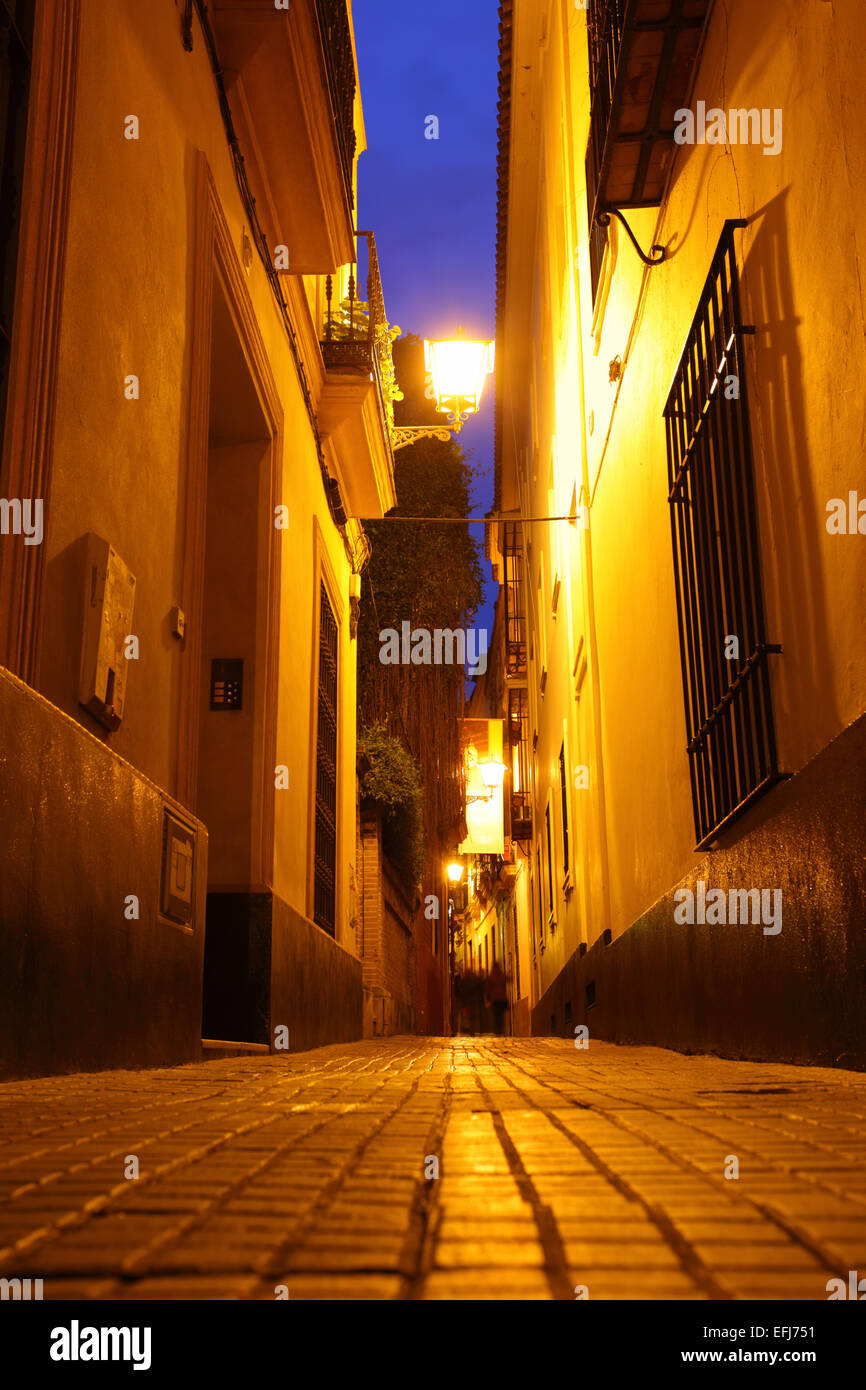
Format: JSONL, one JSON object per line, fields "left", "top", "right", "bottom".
{"left": 586, "top": 0, "right": 710, "bottom": 224}
{"left": 209, "top": 0, "right": 357, "bottom": 273}
{"left": 507, "top": 687, "right": 532, "bottom": 844}
{"left": 502, "top": 522, "right": 527, "bottom": 679}
{"left": 317, "top": 231, "right": 398, "bottom": 519}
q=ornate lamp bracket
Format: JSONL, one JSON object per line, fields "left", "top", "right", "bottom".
{"left": 392, "top": 422, "right": 459, "bottom": 451}
{"left": 596, "top": 209, "right": 666, "bottom": 266}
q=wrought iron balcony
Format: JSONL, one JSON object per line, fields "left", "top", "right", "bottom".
{"left": 507, "top": 687, "right": 531, "bottom": 845}
{"left": 503, "top": 521, "right": 527, "bottom": 678}
{"left": 313, "top": 0, "right": 356, "bottom": 214}
{"left": 320, "top": 230, "right": 399, "bottom": 448}
{"left": 207, "top": 0, "right": 358, "bottom": 272}
{"left": 317, "top": 231, "right": 398, "bottom": 517}
{"left": 586, "top": 0, "right": 710, "bottom": 226}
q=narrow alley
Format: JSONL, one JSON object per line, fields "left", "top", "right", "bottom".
{"left": 2, "top": 1039, "right": 865, "bottom": 1302}
{"left": 3, "top": 0, "right": 866, "bottom": 1336}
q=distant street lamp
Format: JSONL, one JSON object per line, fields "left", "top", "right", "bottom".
{"left": 446, "top": 861, "right": 465, "bottom": 884}
{"left": 479, "top": 760, "right": 506, "bottom": 792}
{"left": 465, "top": 758, "right": 507, "bottom": 805}
{"left": 392, "top": 328, "right": 495, "bottom": 451}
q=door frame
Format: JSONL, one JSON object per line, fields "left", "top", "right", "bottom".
{"left": 177, "top": 152, "right": 283, "bottom": 892}
{"left": 0, "top": 0, "right": 80, "bottom": 682}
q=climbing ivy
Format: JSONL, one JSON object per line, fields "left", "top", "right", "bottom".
{"left": 357, "top": 333, "right": 484, "bottom": 853}
{"left": 358, "top": 723, "right": 425, "bottom": 886}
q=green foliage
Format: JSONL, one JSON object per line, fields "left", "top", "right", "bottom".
{"left": 358, "top": 334, "right": 484, "bottom": 695}
{"left": 358, "top": 724, "right": 425, "bottom": 885}
{"left": 356, "top": 332, "right": 484, "bottom": 851}
{"left": 330, "top": 296, "right": 404, "bottom": 434}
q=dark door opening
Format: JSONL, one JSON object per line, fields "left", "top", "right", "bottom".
{"left": 199, "top": 276, "right": 272, "bottom": 1043}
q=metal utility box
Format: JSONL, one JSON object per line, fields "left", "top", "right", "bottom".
{"left": 78, "top": 533, "right": 136, "bottom": 731}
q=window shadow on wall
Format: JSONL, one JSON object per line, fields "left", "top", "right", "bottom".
{"left": 742, "top": 188, "right": 840, "bottom": 768}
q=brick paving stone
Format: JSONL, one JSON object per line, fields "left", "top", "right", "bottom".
{"left": 562, "top": 1241, "right": 683, "bottom": 1269}
{"left": 1, "top": 1039, "right": 865, "bottom": 1300}
{"left": 690, "top": 1243, "right": 826, "bottom": 1270}
{"left": 433, "top": 1239, "right": 546, "bottom": 1268}
{"left": 571, "top": 1273, "right": 707, "bottom": 1300}
{"left": 424, "top": 1269, "right": 552, "bottom": 1300}
{"left": 40, "top": 1279, "right": 121, "bottom": 1300}
{"left": 112, "top": 1277, "right": 262, "bottom": 1300}
{"left": 671, "top": 1221, "right": 790, "bottom": 1243}
{"left": 262, "top": 1275, "right": 404, "bottom": 1299}
{"left": 716, "top": 1270, "right": 837, "bottom": 1299}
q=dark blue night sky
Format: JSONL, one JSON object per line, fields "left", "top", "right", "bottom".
{"left": 352, "top": 0, "right": 500, "bottom": 633}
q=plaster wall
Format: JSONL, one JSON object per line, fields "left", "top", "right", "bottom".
{"left": 502, "top": 0, "right": 866, "bottom": 1023}
{"left": 28, "top": 0, "right": 359, "bottom": 948}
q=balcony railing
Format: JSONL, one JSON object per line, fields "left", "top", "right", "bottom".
{"left": 313, "top": 0, "right": 356, "bottom": 213}
{"left": 586, "top": 0, "right": 710, "bottom": 235}
{"left": 503, "top": 521, "right": 527, "bottom": 678}
{"left": 507, "top": 687, "right": 532, "bottom": 843}
{"left": 320, "top": 229, "right": 399, "bottom": 448}
{"left": 586, "top": 0, "right": 628, "bottom": 207}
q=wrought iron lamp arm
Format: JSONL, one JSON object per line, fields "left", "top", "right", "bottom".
{"left": 595, "top": 209, "right": 666, "bottom": 266}
{"left": 392, "top": 406, "right": 468, "bottom": 451}
{"left": 392, "top": 425, "right": 456, "bottom": 451}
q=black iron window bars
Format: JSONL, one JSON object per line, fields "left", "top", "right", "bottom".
{"left": 314, "top": 583, "right": 339, "bottom": 935}
{"left": 313, "top": 0, "right": 356, "bottom": 213}
{"left": 665, "top": 219, "right": 784, "bottom": 849}
{"left": 585, "top": 0, "right": 628, "bottom": 299}
{"left": 503, "top": 521, "right": 527, "bottom": 677}
{"left": 0, "top": 0, "right": 35, "bottom": 461}
{"left": 508, "top": 686, "right": 532, "bottom": 844}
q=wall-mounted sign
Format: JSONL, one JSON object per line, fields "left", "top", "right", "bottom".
{"left": 458, "top": 717, "right": 505, "bottom": 857}
{"left": 160, "top": 808, "right": 196, "bottom": 931}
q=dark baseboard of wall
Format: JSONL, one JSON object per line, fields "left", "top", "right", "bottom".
{"left": 202, "top": 890, "right": 363, "bottom": 1053}
{"left": 532, "top": 712, "right": 866, "bottom": 1069}
{"left": 0, "top": 667, "right": 207, "bottom": 1080}
{"left": 270, "top": 896, "right": 363, "bottom": 1052}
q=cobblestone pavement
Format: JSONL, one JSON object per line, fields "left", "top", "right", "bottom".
{"left": 2, "top": 1038, "right": 866, "bottom": 1300}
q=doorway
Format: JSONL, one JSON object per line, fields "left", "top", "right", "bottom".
{"left": 198, "top": 276, "right": 273, "bottom": 1042}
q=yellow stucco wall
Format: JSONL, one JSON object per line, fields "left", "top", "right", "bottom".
{"left": 501, "top": 0, "right": 866, "bottom": 1004}
{"left": 32, "top": 0, "right": 361, "bottom": 946}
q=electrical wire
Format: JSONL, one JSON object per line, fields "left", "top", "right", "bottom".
{"left": 363, "top": 514, "right": 581, "bottom": 524}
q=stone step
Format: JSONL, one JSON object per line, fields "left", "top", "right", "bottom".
{"left": 201, "top": 1038, "right": 270, "bottom": 1060}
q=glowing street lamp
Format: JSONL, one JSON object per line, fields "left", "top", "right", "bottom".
{"left": 465, "top": 758, "right": 507, "bottom": 805}
{"left": 446, "top": 861, "right": 465, "bottom": 884}
{"left": 424, "top": 330, "right": 495, "bottom": 427}
{"left": 392, "top": 328, "right": 495, "bottom": 451}
{"left": 479, "top": 760, "right": 506, "bottom": 793}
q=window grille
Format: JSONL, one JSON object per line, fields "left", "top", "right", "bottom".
{"left": 0, "top": 0, "right": 36, "bottom": 459}
{"left": 314, "top": 583, "right": 338, "bottom": 934}
{"left": 665, "top": 219, "right": 783, "bottom": 849}
{"left": 545, "top": 802, "right": 555, "bottom": 927}
{"left": 558, "top": 743, "right": 570, "bottom": 877}
{"left": 508, "top": 686, "right": 531, "bottom": 840}
{"left": 585, "top": 0, "right": 627, "bottom": 300}
{"left": 535, "top": 845, "right": 544, "bottom": 950}
{"left": 503, "top": 521, "right": 527, "bottom": 676}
